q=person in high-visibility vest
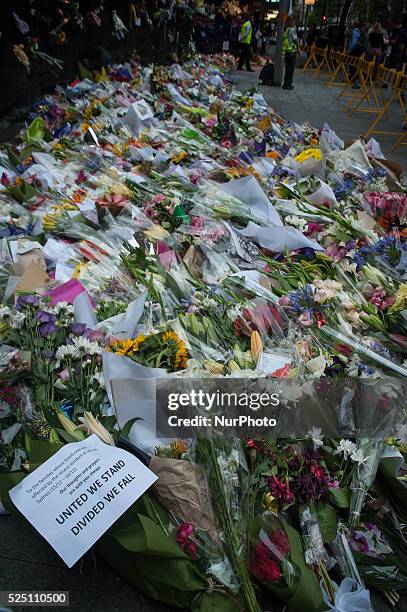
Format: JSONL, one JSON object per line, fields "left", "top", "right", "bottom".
{"left": 237, "top": 13, "right": 254, "bottom": 72}
{"left": 282, "top": 15, "right": 298, "bottom": 90}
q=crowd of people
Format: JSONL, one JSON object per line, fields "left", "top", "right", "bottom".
{"left": 237, "top": 13, "right": 300, "bottom": 91}
{"left": 348, "top": 18, "right": 406, "bottom": 83}
{"left": 234, "top": 13, "right": 405, "bottom": 95}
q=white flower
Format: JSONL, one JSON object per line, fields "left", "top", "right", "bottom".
{"left": 305, "top": 354, "right": 328, "bottom": 378}
{"left": 307, "top": 426, "right": 323, "bottom": 449}
{"left": 53, "top": 301, "right": 74, "bottom": 316}
{"left": 227, "top": 304, "right": 244, "bottom": 320}
{"left": 337, "top": 291, "right": 354, "bottom": 310}
{"left": 77, "top": 411, "right": 114, "bottom": 446}
{"left": 334, "top": 439, "right": 357, "bottom": 459}
{"left": 55, "top": 344, "right": 77, "bottom": 361}
{"left": 73, "top": 337, "right": 102, "bottom": 356}
{"left": 10, "top": 312, "right": 25, "bottom": 329}
{"left": 0, "top": 306, "right": 11, "bottom": 320}
{"left": 350, "top": 449, "right": 368, "bottom": 465}
{"left": 285, "top": 215, "right": 308, "bottom": 232}
{"left": 313, "top": 278, "right": 342, "bottom": 304}
{"left": 338, "top": 259, "right": 358, "bottom": 275}
{"left": 92, "top": 371, "right": 105, "bottom": 389}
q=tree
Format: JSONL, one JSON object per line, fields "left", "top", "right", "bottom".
{"left": 335, "top": 0, "right": 352, "bottom": 46}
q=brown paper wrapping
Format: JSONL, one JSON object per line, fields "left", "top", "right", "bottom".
{"left": 149, "top": 456, "right": 221, "bottom": 545}
{"left": 14, "top": 260, "right": 50, "bottom": 298}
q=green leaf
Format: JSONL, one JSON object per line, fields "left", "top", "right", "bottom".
{"left": 316, "top": 502, "right": 337, "bottom": 543}
{"left": 120, "top": 417, "right": 143, "bottom": 439}
{"left": 28, "top": 439, "right": 63, "bottom": 469}
{"left": 25, "top": 118, "right": 46, "bottom": 143}
{"left": 0, "top": 472, "right": 26, "bottom": 513}
{"left": 329, "top": 486, "right": 350, "bottom": 508}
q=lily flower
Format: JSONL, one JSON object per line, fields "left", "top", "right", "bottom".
{"left": 77, "top": 411, "right": 114, "bottom": 446}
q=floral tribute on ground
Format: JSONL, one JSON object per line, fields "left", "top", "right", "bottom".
{"left": 0, "top": 52, "right": 406, "bottom": 612}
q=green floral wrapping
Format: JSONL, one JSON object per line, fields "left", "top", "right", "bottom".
{"left": 97, "top": 493, "right": 242, "bottom": 612}
{"left": 256, "top": 520, "right": 325, "bottom": 612}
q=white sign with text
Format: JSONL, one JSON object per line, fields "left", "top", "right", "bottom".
{"left": 10, "top": 435, "right": 157, "bottom": 567}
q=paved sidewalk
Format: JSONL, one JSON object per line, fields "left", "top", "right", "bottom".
{"left": 230, "top": 67, "right": 406, "bottom": 173}
{"left": 0, "top": 513, "right": 175, "bottom": 612}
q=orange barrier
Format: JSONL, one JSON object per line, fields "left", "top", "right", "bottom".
{"left": 302, "top": 44, "right": 330, "bottom": 76}
{"left": 364, "top": 69, "right": 407, "bottom": 150}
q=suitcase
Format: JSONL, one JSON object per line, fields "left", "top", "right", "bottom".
{"left": 259, "top": 62, "right": 274, "bottom": 85}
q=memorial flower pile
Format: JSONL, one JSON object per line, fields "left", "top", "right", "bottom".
{"left": 0, "top": 51, "right": 406, "bottom": 611}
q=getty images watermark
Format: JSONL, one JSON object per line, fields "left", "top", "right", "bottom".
{"left": 151, "top": 377, "right": 407, "bottom": 439}
{"left": 167, "top": 389, "right": 280, "bottom": 428}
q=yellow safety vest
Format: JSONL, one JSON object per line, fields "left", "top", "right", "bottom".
{"left": 240, "top": 20, "right": 252, "bottom": 45}
{"left": 283, "top": 28, "right": 296, "bottom": 53}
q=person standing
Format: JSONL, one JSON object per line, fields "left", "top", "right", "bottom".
{"left": 282, "top": 16, "right": 298, "bottom": 90}
{"left": 347, "top": 21, "right": 367, "bottom": 86}
{"left": 367, "top": 21, "right": 384, "bottom": 80}
{"left": 388, "top": 19, "right": 406, "bottom": 71}
{"left": 238, "top": 13, "right": 253, "bottom": 71}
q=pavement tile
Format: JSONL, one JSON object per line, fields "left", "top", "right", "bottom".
{"left": 231, "top": 68, "right": 406, "bottom": 172}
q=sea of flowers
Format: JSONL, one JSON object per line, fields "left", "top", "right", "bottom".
{"left": 0, "top": 53, "right": 407, "bottom": 611}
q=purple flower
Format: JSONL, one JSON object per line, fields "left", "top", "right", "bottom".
{"left": 35, "top": 311, "right": 56, "bottom": 324}
{"left": 349, "top": 529, "right": 370, "bottom": 554}
{"left": 16, "top": 294, "right": 40, "bottom": 311}
{"left": 85, "top": 328, "right": 104, "bottom": 343}
{"left": 38, "top": 321, "right": 57, "bottom": 337}
{"left": 70, "top": 323, "right": 88, "bottom": 336}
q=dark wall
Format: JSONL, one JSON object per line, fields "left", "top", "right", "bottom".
{"left": 0, "top": 0, "right": 186, "bottom": 116}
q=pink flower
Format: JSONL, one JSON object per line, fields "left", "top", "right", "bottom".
{"left": 298, "top": 312, "right": 313, "bottom": 326}
{"left": 1, "top": 172, "right": 10, "bottom": 187}
{"left": 305, "top": 222, "right": 324, "bottom": 236}
{"left": 205, "top": 117, "right": 217, "bottom": 128}
{"left": 370, "top": 287, "right": 395, "bottom": 310}
{"left": 183, "top": 540, "right": 198, "bottom": 559}
{"left": 325, "top": 243, "right": 347, "bottom": 261}
{"left": 152, "top": 194, "right": 166, "bottom": 203}
{"left": 278, "top": 295, "right": 290, "bottom": 308}
{"left": 187, "top": 305, "right": 199, "bottom": 314}
{"left": 191, "top": 216, "right": 204, "bottom": 229}
{"left": 59, "top": 368, "right": 70, "bottom": 382}
{"left": 221, "top": 140, "right": 232, "bottom": 148}
{"left": 246, "top": 439, "right": 259, "bottom": 449}
{"left": 75, "top": 170, "right": 88, "bottom": 184}
{"left": 176, "top": 523, "right": 194, "bottom": 544}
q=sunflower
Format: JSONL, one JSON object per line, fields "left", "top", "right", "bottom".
{"left": 109, "top": 338, "right": 139, "bottom": 356}
{"left": 161, "top": 330, "right": 189, "bottom": 370}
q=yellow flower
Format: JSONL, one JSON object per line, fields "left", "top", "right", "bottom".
{"left": 250, "top": 331, "right": 263, "bottom": 362}
{"left": 170, "top": 440, "right": 187, "bottom": 457}
{"left": 110, "top": 336, "right": 146, "bottom": 356}
{"left": 294, "top": 148, "right": 322, "bottom": 163}
{"left": 162, "top": 331, "right": 189, "bottom": 370}
{"left": 390, "top": 283, "right": 407, "bottom": 312}
{"left": 132, "top": 334, "right": 146, "bottom": 352}
{"left": 174, "top": 346, "right": 189, "bottom": 369}
{"left": 171, "top": 151, "right": 187, "bottom": 164}
{"left": 245, "top": 98, "right": 254, "bottom": 109}
{"left": 263, "top": 493, "right": 279, "bottom": 513}
{"left": 72, "top": 261, "right": 89, "bottom": 279}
